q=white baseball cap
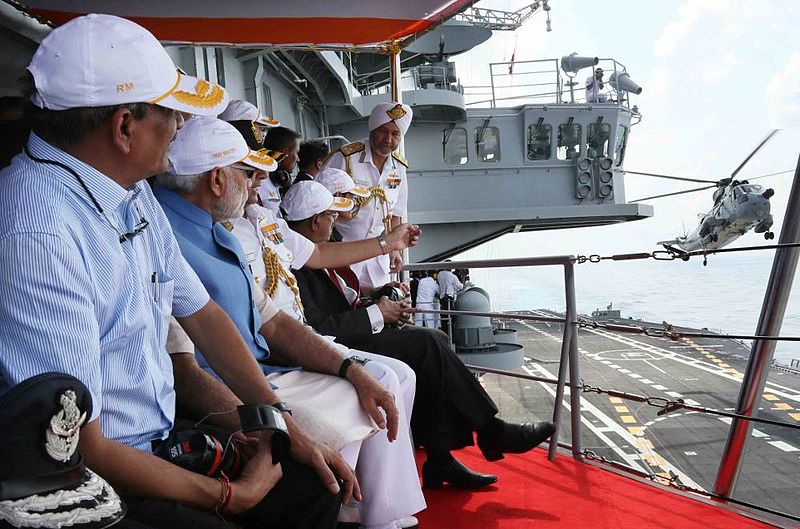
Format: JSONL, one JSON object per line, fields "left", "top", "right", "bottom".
{"left": 168, "top": 118, "right": 278, "bottom": 175}
{"left": 282, "top": 181, "right": 354, "bottom": 221}
{"left": 218, "top": 99, "right": 279, "bottom": 127}
{"left": 315, "top": 167, "right": 370, "bottom": 198}
{"left": 27, "top": 14, "right": 228, "bottom": 116}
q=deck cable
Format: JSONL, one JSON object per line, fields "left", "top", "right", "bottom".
{"left": 419, "top": 308, "right": 800, "bottom": 341}
{"left": 464, "top": 364, "right": 800, "bottom": 430}
{"left": 574, "top": 241, "right": 800, "bottom": 266}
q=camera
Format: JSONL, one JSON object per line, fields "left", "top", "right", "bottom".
{"left": 371, "top": 285, "right": 406, "bottom": 302}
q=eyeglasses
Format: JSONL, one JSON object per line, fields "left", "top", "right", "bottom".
{"left": 230, "top": 164, "right": 257, "bottom": 179}
{"left": 119, "top": 217, "right": 150, "bottom": 244}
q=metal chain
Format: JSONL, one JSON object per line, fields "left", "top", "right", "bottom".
{"left": 580, "top": 380, "right": 800, "bottom": 430}
{"left": 576, "top": 317, "right": 800, "bottom": 342}
{"left": 575, "top": 242, "right": 800, "bottom": 266}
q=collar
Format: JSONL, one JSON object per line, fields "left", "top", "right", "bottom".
{"left": 152, "top": 185, "right": 213, "bottom": 229}
{"left": 27, "top": 133, "right": 130, "bottom": 214}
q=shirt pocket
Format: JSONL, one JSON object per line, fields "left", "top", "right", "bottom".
{"left": 150, "top": 272, "right": 175, "bottom": 347}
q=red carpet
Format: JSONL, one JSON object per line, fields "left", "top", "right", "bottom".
{"left": 415, "top": 447, "right": 778, "bottom": 529}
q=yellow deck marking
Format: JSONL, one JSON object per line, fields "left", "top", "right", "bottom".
{"left": 609, "top": 397, "right": 623, "bottom": 404}
{"left": 628, "top": 427, "right": 643, "bottom": 435}
{"left": 621, "top": 415, "right": 636, "bottom": 424}
{"left": 763, "top": 394, "right": 779, "bottom": 401}
{"left": 614, "top": 406, "right": 630, "bottom": 413}
{"left": 773, "top": 403, "right": 793, "bottom": 410}
{"left": 789, "top": 413, "right": 800, "bottom": 421}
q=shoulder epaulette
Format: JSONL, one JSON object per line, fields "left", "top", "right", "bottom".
{"left": 392, "top": 151, "right": 409, "bottom": 168}
{"left": 340, "top": 141, "right": 365, "bottom": 157}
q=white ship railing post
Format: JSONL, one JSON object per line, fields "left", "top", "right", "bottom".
{"left": 714, "top": 153, "right": 800, "bottom": 497}
{"left": 565, "top": 262, "right": 583, "bottom": 459}
{"left": 549, "top": 261, "right": 582, "bottom": 460}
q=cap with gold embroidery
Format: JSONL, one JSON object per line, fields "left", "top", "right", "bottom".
{"left": 368, "top": 102, "right": 413, "bottom": 135}
{"left": 219, "top": 99, "right": 279, "bottom": 127}
{"left": 282, "top": 181, "right": 354, "bottom": 221}
{"left": 27, "top": 14, "right": 228, "bottom": 116}
{"left": 168, "top": 117, "right": 278, "bottom": 176}
{"left": 315, "top": 167, "right": 369, "bottom": 198}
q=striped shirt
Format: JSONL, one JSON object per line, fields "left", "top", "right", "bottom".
{"left": 0, "top": 133, "right": 210, "bottom": 452}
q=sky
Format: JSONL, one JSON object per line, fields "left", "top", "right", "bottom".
{"left": 450, "top": 0, "right": 800, "bottom": 258}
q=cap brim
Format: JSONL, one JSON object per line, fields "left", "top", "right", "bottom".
{"left": 329, "top": 196, "right": 354, "bottom": 212}
{"left": 242, "top": 149, "right": 278, "bottom": 172}
{"left": 150, "top": 70, "right": 229, "bottom": 117}
{"left": 0, "top": 469, "right": 126, "bottom": 529}
{"left": 349, "top": 185, "right": 370, "bottom": 198}
{"left": 256, "top": 116, "right": 281, "bottom": 127}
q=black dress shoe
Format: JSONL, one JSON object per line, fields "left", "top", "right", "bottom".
{"left": 477, "top": 421, "right": 556, "bottom": 462}
{"left": 422, "top": 458, "right": 498, "bottom": 489}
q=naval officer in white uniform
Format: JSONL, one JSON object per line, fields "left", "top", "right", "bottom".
{"left": 323, "top": 102, "right": 412, "bottom": 288}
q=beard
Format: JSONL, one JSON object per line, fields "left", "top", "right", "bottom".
{"left": 212, "top": 179, "right": 248, "bottom": 221}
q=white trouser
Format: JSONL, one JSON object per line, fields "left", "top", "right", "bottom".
{"left": 416, "top": 301, "right": 437, "bottom": 328}
{"left": 330, "top": 341, "right": 426, "bottom": 527}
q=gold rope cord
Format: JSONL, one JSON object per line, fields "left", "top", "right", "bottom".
{"left": 353, "top": 186, "right": 392, "bottom": 234}
{"left": 261, "top": 245, "right": 304, "bottom": 318}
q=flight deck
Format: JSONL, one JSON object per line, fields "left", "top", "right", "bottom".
{"left": 480, "top": 311, "right": 800, "bottom": 521}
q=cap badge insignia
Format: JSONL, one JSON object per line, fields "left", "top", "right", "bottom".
{"left": 251, "top": 122, "right": 265, "bottom": 144}
{"left": 386, "top": 104, "right": 406, "bottom": 120}
{"left": 248, "top": 149, "right": 280, "bottom": 168}
{"left": 172, "top": 79, "right": 225, "bottom": 109}
{"left": 45, "top": 390, "right": 87, "bottom": 463}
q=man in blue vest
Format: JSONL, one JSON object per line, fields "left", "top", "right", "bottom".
{"left": 154, "top": 117, "right": 425, "bottom": 529}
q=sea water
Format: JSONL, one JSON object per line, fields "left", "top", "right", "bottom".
{"left": 470, "top": 251, "right": 800, "bottom": 366}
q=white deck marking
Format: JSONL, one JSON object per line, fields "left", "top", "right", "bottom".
{"left": 641, "top": 379, "right": 655, "bottom": 384}
{"left": 522, "top": 362, "right": 702, "bottom": 490}
{"left": 768, "top": 441, "right": 800, "bottom": 452}
{"left": 627, "top": 373, "right": 642, "bottom": 379}
{"left": 665, "top": 391, "right": 684, "bottom": 398}
{"left": 618, "top": 368, "right": 631, "bottom": 374}
{"left": 652, "top": 384, "right": 668, "bottom": 391}
{"left": 751, "top": 429, "right": 769, "bottom": 438}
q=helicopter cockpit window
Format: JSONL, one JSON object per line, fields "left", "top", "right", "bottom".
{"left": 587, "top": 123, "right": 611, "bottom": 159}
{"left": 443, "top": 127, "right": 468, "bottom": 165}
{"left": 476, "top": 126, "right": 501, "bottom": 162}
{"left": 557, "top": 123, "right": 582, "bottom": 161}
{"left": 527, "top": 123, "right": 552, "bottom": 161}
{"left": 614, "top": 124, "right": 628, "bottom": 165}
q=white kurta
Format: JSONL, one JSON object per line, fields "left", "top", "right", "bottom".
{"left": 323, "top": 140, "right": 408, "bottom": 288}
{"left": 228, "top": 205, "right": 426, "bottom": 526}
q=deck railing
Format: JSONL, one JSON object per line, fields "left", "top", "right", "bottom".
{"left": 404, "top": 155, "right": 800, "bottom": 525}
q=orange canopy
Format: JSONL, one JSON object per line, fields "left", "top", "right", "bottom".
{"left": 10, "top": 0, "right": 476, "bottom": 49}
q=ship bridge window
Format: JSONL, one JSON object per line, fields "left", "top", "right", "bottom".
{"left": 443, "top": 127, "right": 468, "bottom": 165}
{"left": 557, "top": 123, "right": 582, "bottom": 160}
{"left": 614, "top": 125, "right": 628, "bottom": 165}
{"left": 586, "top": 122, "right": 611, "bottom": 159}
{"left": 476, "top": 126, "right": 501, "bottom": 162}
{"left": 527, "top": 123, "right": 552, "bottom": 161}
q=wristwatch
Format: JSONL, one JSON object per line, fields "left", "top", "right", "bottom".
{"left": 338, "top": 355, "right": 371, "bottom": 378}
{"left": 270, "top": 401, "right": 293, "bottom": 415}
{"left": 377, "top": 236, "right": 390, "bottom": 254}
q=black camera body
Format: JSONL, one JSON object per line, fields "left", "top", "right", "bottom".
{"left": 154, "top": 404, "right": 291, "bottom": 478}
{"left": 371, "top": 285, "right": 405, "bottom": 302}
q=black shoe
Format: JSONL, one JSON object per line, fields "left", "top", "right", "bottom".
{"left": 422, "top": 458, "right": 498, "bottom": 489}
{"left": 477, "top": 421, "right": 556, "bottom": 462}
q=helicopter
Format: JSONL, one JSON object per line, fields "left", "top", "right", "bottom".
{"left": 629, "top": 130, "right": 785, "bottom": 252}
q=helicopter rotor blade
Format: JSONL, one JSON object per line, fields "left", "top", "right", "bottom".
{"left": 631, "top": 184, "right": 718, "bottom": 203}
{"left": 729, "top": 129, "right": 780, "bottom": 180}
{"left": 625, "top": 170, "right": 718, "bottom": 184}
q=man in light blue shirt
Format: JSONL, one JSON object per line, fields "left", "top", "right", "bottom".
{"left": 0, "top": 14, "right": 341, "bottom": 529}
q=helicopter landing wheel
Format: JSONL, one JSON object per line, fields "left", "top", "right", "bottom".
{"left": 765, "top": 231, "right": 775, "bottom": 240}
